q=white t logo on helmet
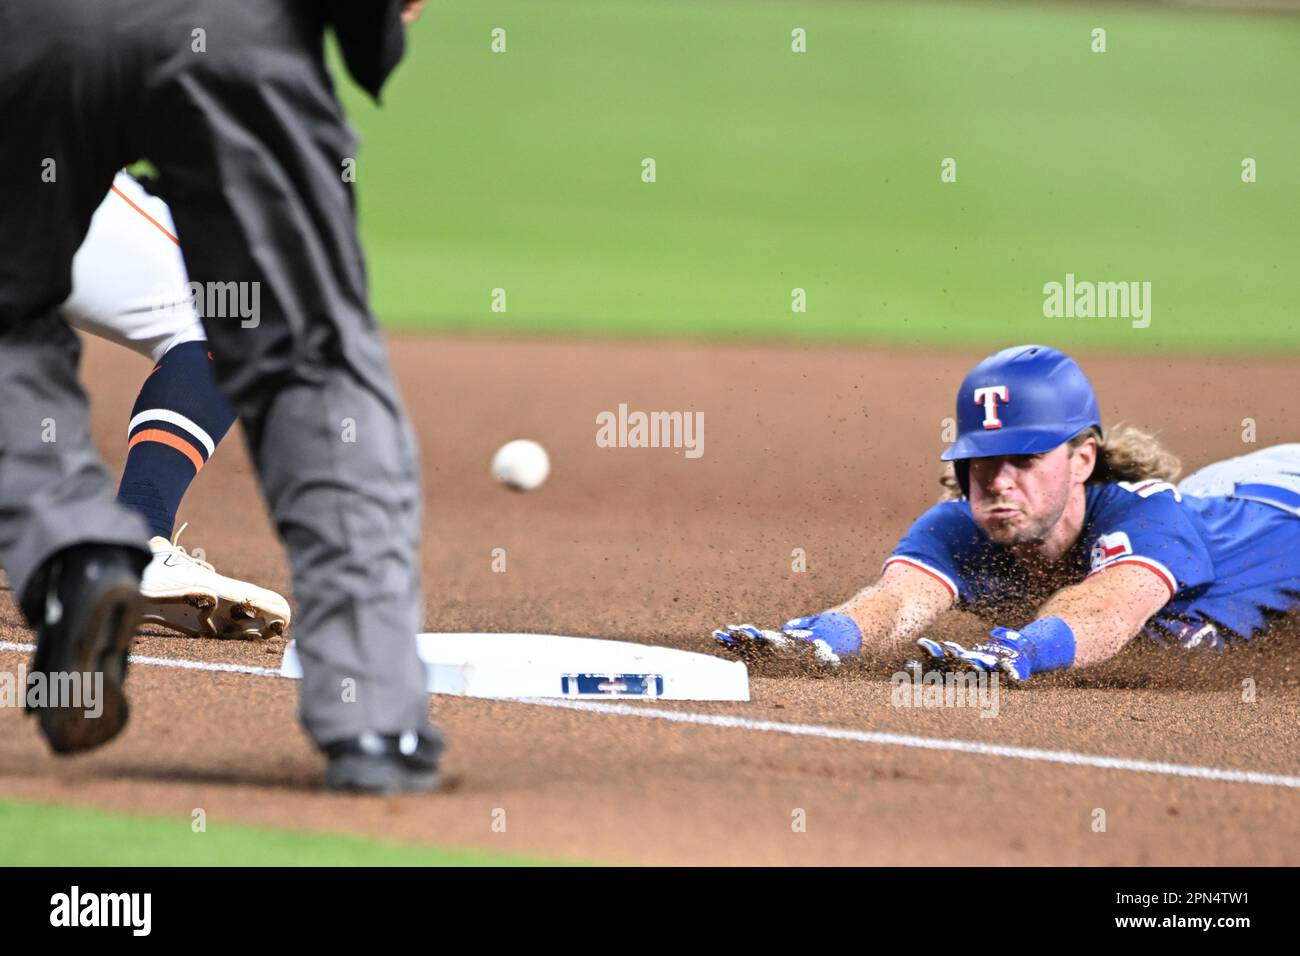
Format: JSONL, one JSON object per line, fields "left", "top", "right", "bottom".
{"left": 973, "top": 385, "right": 1009, "bottom": 430}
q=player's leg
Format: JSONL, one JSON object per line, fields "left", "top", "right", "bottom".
{"left": 0, "top": 2, "right": 153, "bottom": 753}
{"left": 64, "top": 174, "right": 289, "bottom": 638}
{"left": 65, "top": 175, "right": 228, "bottom": 542}
{"left": 139, "top": 0, "right": 437, "bottom": 786}
{"left": 1179, "top": 443, "right": 1300, "bottom": 510}
{"left": 63, "top": 172, "right": 207, "bottom": 365}
{"left": 73, "top": 175, "right": 234, "bottom": 539}
{"left": 117, "top": 342, "right": 233, "bottom": 538}
{"left": 122, "top": 340, "right": 291, "bottom": 639}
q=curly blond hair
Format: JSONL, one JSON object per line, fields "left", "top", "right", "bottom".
{"left": 939, "top": 423, "right": 1181, "bottom": 501}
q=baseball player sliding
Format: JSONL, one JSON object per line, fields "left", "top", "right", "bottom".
{"left": 715, "top": 345, "right": 1300, "bottom": 681}
{"left": 64, "top": 171, "right": 291, "bottom": 641}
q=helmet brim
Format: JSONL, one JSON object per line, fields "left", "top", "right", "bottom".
{"left": 940, "top": 424, "right": 1089, "bottom": 462}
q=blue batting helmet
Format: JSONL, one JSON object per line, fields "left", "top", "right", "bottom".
{"left": 941, "top": 345, "right": 1102, "bottom": 462}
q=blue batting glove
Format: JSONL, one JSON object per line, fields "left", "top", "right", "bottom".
{"left": 1164, "top": 619, "right": 1224, "bottom": 652}
{"left": 977, "top": 627, "right": 1035, "bottom": 680}
{"left": 917, "top": 617, "right": 1079, "bottom": 682}
{"left": 782, "top": 612, "right": 863, "bottom": 658}
{"left": 917, "top": 628, "right": 1032, "bottom": 681}
{"left": 712, "top": 623, "right": 775, "bottom": 647}
{"left": 712, "top": 615, "right": 856, "bottom": 667}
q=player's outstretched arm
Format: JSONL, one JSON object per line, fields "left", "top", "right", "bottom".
{"left": 1032, "top": 563, "right": 1171, "bottom": 667}
{"left": 713, "top": 562, "right": 954, "bottom": 665}
{"left": 828, "top": 562, "right": 957, "bottom": 651}
{"left": 920, "top": 563, "right": 1170, "bottom": 680}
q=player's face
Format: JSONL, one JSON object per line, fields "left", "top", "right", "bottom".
{"left": 967, "top": 443, "right": 1081, "bottom": 546}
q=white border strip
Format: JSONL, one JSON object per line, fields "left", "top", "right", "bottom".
{"left": 2, "top": 640, "right": 1297, "bottom": 790}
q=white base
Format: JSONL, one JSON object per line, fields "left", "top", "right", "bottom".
{"left": 279, "top": 632, "right": 750, "bottom": 702}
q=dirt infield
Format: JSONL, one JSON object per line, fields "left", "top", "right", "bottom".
{"left": 1, "top": 335, "right": 1297, "bottom": 865}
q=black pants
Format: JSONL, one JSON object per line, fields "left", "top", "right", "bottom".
{"left": 0, "top": 0, "right": 429, "bottom": 745}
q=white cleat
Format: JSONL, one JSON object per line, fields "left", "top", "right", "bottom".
{"left": 140, "top": 524, "right": 291, "bottom": 640}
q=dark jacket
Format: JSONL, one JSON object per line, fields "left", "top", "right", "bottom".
{"left": 326, "top": 0, "right": 406, "bottom": 100}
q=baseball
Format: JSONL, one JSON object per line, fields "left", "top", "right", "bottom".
{"left": 491, "top": 439, "right": 550, "bottom": 492}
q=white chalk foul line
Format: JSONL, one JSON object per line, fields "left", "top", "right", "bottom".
{"left": 514, "top": 697, "right": 1300, "bottom": 790}
{"left": 2, "top": 640, "right": 1298, "bottom": 790}
{"left": 0, "top": 640, "right": 281, "bottom": 678}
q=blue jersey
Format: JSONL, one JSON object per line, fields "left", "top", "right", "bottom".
{"left": 886, "top": 480, "right": 1300, "bottom": 640}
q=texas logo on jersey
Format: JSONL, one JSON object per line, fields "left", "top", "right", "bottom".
{"left": 1089, "top": 531, "right": 1133, "bottom": 571}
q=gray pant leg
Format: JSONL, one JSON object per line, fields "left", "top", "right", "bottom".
{"left": 136, "top": 1, "right": 429, "bottom": 744}
{"left": 254, "top": 370, "right": 428, "bottom": 745}
{"left": 0, "top": 3, "right": 151, "bottom": 612}
{"left": 1179, "top": 444, "right": 1300, "bottom": 498}
{"left": 0, "top": 336, "right": 152, "bottom": 613}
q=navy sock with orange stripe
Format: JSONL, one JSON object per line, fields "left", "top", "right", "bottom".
{"left": 117, "top": 340, "right": 236, "bottom": 539}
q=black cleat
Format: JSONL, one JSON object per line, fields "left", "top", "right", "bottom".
{"left": 323, "top": 726, "right": 445, "bottom": 794}
{"left": 26, "top": 545, "right": 144, "bottom": 755}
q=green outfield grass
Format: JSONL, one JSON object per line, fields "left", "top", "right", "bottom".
{"left": 337, "top": 0, "right": 1300, "bottom": 353}
{"left": 0, "top": 799, "right": 560, "bottom": 866}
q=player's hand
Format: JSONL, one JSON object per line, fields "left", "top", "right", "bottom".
{"left": 916, "top": 627, "right": 1032, "bottom": 681}
{"left": 712, "top": 622, "right": 841, "bottom": 667}
{"left": 713, "top": 623, "right": 795, "bottom": 657}
{"left": 781, "top": 613, "right": 863, "bottom": 659}
{"left": 401, "top": 1, "right": 427, "bottom": 27}
{"left": 713, "top": 612, "right": 862, "bottom": 668}
{"left": 1165, "top": 619, "right": 1224, "bottom": 652}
